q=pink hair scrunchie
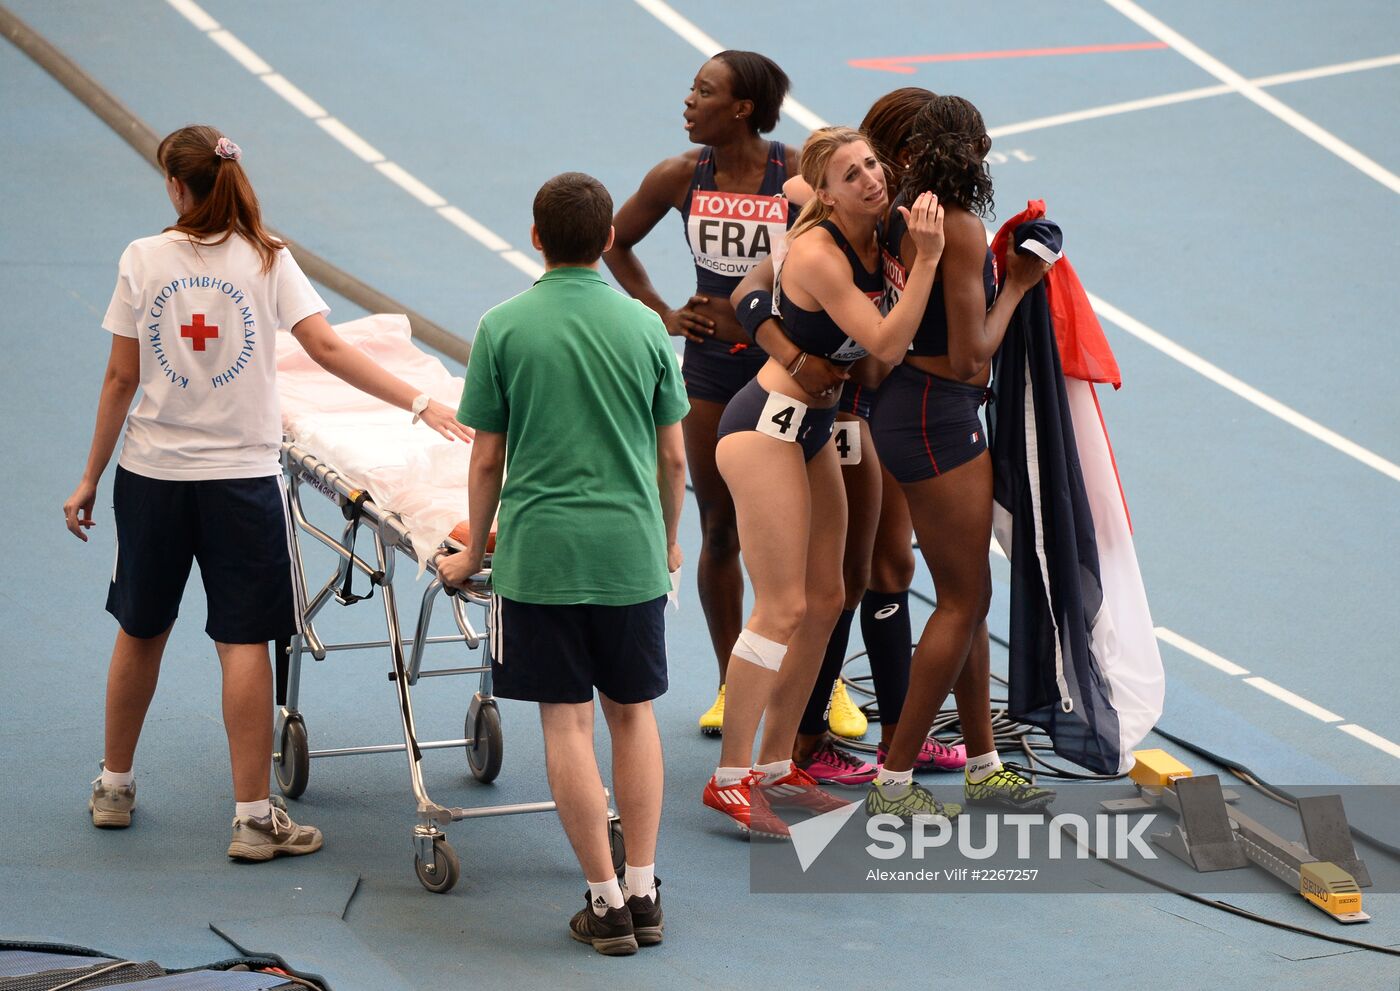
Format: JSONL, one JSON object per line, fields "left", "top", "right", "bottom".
{"left": 214, "top": 137, "right": 242, "bottom": 161}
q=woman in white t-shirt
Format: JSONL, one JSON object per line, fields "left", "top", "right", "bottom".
{"left": 62, "top": 124, "right": 471, "bottom": 861}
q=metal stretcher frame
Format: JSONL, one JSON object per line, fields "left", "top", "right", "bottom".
{"left": 276, "top": 439, "right": 623, "bottom": 893}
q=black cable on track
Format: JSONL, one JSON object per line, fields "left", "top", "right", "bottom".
{"left": 852, "top": 579, "right": 1399, "bottom": 953}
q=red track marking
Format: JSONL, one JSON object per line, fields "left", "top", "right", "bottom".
{"left": 850, "top": 42, "right": 1168, "bottom": 74}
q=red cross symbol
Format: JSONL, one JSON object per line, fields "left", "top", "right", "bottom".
{"left": 181, "top": 313, "right": 219, "bottom": 351}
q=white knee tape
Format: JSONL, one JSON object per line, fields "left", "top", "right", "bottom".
{"left": 732, "top": 629, "right": 787, "bottom": 671}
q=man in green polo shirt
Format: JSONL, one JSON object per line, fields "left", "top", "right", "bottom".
{"left": 438, "top": 172, "right": 688, "bottom": 956}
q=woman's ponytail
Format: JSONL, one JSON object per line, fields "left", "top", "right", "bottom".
{"left": 158, "top": 125, "right": 283, "bottom": 272}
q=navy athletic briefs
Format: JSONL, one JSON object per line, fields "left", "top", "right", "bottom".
{"left": 682, "top": 335, "right": 768, "bottom": 405}
{"left": 868, "top": 364, "right": 990, "bottom": 483}
{"left": 717, "top": 378, "right": 837, "bottom": 462}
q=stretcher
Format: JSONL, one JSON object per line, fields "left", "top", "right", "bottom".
{"left": 274, "top": 314, "right": 623, "bottom": 893}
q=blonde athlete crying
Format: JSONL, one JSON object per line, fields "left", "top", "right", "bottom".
{"left": 701, "top": 127, "right": 945, "bottom": 839}
{"left": 64, "top": 125, "right": 471, "bottom": 862}
{"left": 739, "top": 89, "right": 970, "bottom": 783}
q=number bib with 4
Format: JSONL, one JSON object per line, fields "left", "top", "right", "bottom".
{"left": 757, "top": 390, "right": 807, "bottom": 443}
{"left": 833, "top": 422, "right": 862, "bottom": 465}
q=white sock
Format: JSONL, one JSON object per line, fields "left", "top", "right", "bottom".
{"left": 587, "top": 876, "right": 625, "bottom": 916}
{"left": 235, "top": 799, "right": 272, "bottom": 821}
{"left": 966, "top": 751, "right": 1002, "bottom": 783}
{"left": 714, "top": 765, "right": 749, "bottom": 787}
{"left": 624, "top": 864, "right": 655, "bottom": 903}
{"left": 753, "top": 759, "right": 792, "bottom": 782}
{"left": 101, "top": 767, "right": 134, "bottom": 790}
{"left": 876, "top": 766, "right": 913, "bottom": 797}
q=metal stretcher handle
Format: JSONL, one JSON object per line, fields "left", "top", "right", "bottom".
{"left": 418, "top": 547, "right": 491, "bottom": 662}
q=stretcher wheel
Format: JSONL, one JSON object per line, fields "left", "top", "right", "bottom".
{"left": 466, "top": 703, "right": 503, "bottom": 783}
{"left": 274, "top": 714, "right": 310, "bottom": 799}
{"left": 415, "top": 837, "right": 460, "bottom": 894}
{"left": 609, "top": 817, "right": 626, "bottom": 876}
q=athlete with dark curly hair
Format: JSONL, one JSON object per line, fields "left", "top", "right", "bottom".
{"left": 864, "top": 95, "right": 1057, "bottom": 820}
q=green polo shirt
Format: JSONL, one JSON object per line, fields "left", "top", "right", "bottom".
{"left": 457, "top": 266, "right": 690, "bottom": 605}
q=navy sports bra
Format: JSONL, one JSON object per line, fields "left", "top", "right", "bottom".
{"left": 882, "top": 193, "right": 997, "bottom": 357}
{"left": 681, "top": 141, "right": 792, "bottom": 296}
{"left": 777, "top": 221, "right": 884, "bottom": 366}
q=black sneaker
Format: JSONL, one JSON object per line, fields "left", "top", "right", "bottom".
{"left": 625, "top": 877, "right": 664, "bottom": 946}
{"left": 569, "top": 893, "right": 638, "bottom": 956}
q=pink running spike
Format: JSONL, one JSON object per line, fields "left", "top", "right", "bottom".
{"left": 877, "top": 737, "right": 968, "bottom": 773}
{"left": 796, "top": 738, "right": 878, "bottom": 786}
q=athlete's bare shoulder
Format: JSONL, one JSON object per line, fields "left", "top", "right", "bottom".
{"left": 785, "top": 222, "right": 840, "bottom": 266}
{"left": 634, "top": 149, "right": 702, "bottom": 205}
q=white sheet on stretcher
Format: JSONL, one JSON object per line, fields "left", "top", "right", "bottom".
{"left": 276, "top": 313, "right": 473, "bottom": 569}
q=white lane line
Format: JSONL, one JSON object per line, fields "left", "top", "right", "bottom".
{"left": 206, "top": 29, "right": 271, "bottom": 75}
{"left": 262, "top": 73, "right": 326, "bottom": 119}
{"left": 1242, "top": 676, "right": 1344, "bottom": 723}
{"left": 989, "top": 84, "right": 1228, "bottom": 138}
{"left": 1104, "top": 0, "right": 1400, "bottom": 195}
{"left": 167, "top": 0, "right": 218, "bottom": 31}
{"left": 1089, "top": 294, "right": 1400, "bottom": 484}
{"left": 631, "top": 0, "right": 827, "bottom": 132}
{"left": 439, "top": 206, "right": 512, "bottom": 252}
{"left": 1254, "top": 52, "right": 1400, "bottom": 88}
{"left": 1154, "top": 627, "right": 1249, "bottom": 676}
{"left": 317, "top": 117, "right": 385, "bottom": 163}
{"left": 165, "top": 0, "right": 540, "bottom": 279}
{"left": 1155, "top": 629, "right": 1396, "bottom": 758}
{"left": 374, "top": 161, "right": 446, "bottom": 208}
{"left": 500, "top": 250, "right": 546, "bottom": 280}
{"left": 1338, "top": 724, "right": 1400, "bottom": 760}
{"left": 989, "top": 52, "right": 1400, "bottom": 139}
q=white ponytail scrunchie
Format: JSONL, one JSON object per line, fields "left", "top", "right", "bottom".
{"left": 214, "top": 137, "right": 242, "bottom": 161}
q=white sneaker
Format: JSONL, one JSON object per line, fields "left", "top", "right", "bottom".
{"left": 227, "top": 805, "right": 324, "bottom": 861}
{"left": 89, "top": 774, "right": 136, "bottom": 829}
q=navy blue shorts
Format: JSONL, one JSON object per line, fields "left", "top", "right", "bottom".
{"left": 716, "top": 377, "right": 837, "bottom": 462}
{"left": 106, "top": 466, "right": 297, "bottom": 643}
{"left": 868, "top": 364, "right": 990, "bottom": 483}
{"left": 838, "top": 380, "right": 877, "bottom": 420}
{"left": 682, "top": 336, "right": 767, "bottom": 406}
{"left": 489, "top": 594, "right": 668, "bottom": 704}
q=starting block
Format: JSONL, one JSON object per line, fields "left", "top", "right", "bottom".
{"left": 1101, "top": 750, "right": 1371, "bottom": 924}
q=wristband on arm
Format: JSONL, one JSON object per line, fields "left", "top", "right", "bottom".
{"left": 734, "top": 289, "right": 774, "bottom": 342}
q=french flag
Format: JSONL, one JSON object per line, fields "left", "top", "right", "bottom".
{"left": 987, "top": 203, "right": 1164, "bottom": 774}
